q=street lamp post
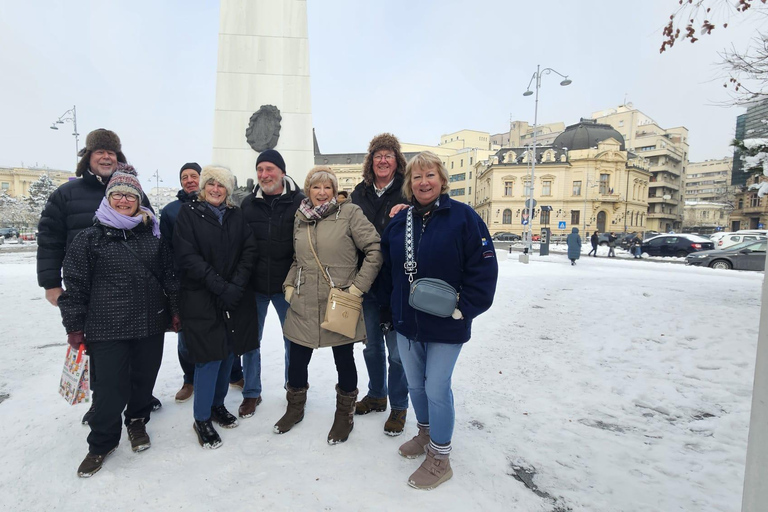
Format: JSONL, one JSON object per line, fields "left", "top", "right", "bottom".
{"left": 521, "top": 65, "right": 571, "bottom": 262}
{"left": 151, "top": 169, "right": 163, "bottom": 206}
{"left": 50, "top": 105, "right": 79, "bottom": 170}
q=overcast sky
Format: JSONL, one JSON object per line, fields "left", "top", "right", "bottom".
{"left": 1, "top": 0, "right": 764, "bottom": 191}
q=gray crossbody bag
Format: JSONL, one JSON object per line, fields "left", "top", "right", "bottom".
{"left": 404, "top": 207, "right": 459, "bottom": 318}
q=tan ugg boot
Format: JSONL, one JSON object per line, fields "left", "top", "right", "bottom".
{"left": 273, "top": 385, "right": 308, "bottom": 434}
{"left": 398, "top": 423, "right": 430, "bottom": 458}
{"left": 408, "top": 444, "right": 453, "bottom": 490}
{"left": 327, "top": 385, "right": 358, "bottom": 444}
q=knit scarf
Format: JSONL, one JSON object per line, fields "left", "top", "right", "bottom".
{"left": 298, "top": 196, "right": 337, "bottom": 220}
{"left": 206, "top": 202, "right": 228, "bottom": 224}
{"left": 94, "top": 198, "right": 160, "bottom": 238}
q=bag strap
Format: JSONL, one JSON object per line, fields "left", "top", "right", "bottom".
{"left": 119, "top": 240, "right": 168, "bottom": 296}
{"left": 306, "top": 223, "right": 335, "bottom": 288}
{"left": 404, "top": 207, "right": 417, "bottom": 283}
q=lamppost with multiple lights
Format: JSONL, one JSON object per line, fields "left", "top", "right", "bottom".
{"left": 50, "top": 105, "right": 80, "bottom": 170}
{"left": 151, "top": 169, "right": 163, "bottom": 206}
{"left": 521, "top": 65, "right": 571, "bottom": 262}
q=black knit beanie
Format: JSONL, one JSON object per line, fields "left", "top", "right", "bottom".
{"left": 179, "top": 162, "right": 202, "bottom": 180}
{"left": 256, "top": 149, "right": 286, "bottom": 174}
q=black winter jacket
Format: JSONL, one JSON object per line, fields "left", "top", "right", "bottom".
{"left": 37, "top": 171, "right": 153, "bottom": 289}
{"left": 350, "top": 173, "right": 408, "bottom": 236}
{"left": 240, "top": 176, "right": 304, "bottom": 295}
{"left": 173, "top": 200, "right": 259, "bottom": 363}
{"left": 159, "top": 189, "right": 196, "bottom": 251}
{"left": 58, "top": 220, "right": 179, "bottom": 342}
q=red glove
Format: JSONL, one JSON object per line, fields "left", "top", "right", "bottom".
{"left": 172, "top": 315, "right": 182, "bottom": 333}
{"left": 67, "top": 331, "right": 85, "bottom": 350}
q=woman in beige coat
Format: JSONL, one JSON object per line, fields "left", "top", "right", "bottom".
{"left": 275, "top": 166, "right": 382, "bottom": 444}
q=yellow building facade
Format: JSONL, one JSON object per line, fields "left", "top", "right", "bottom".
{"left": 591, "top": 104, "right": 689, "bottom": 233}
{"left": 0, "top": 167, "right": 73, "bottom": 197}
{"left": 473, "top": 120, "right": 650, "bottom": 239}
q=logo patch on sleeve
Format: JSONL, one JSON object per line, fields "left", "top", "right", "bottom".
{"left": 483, "top": 250, "right": 495, "bottom": 259}
{"left": 481, "top": 237, "right": 489, "bottom": 246}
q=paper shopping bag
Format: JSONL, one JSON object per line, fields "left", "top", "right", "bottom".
{"left": 58, "top": 344, "right": 91, "bottom": 405}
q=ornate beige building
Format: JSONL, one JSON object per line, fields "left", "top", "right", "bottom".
{"left": 473, "top": 120, "right": 650, "bottom": 238}
{"left": 0, "top": 167, "right": 72, "bottom": 197}
{"left": 592, "top": 104, "right": 689, "bottom": 233}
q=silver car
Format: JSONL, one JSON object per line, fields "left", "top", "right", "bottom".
{"left": 685, "top": 239, "right": 768, "bottom": 271}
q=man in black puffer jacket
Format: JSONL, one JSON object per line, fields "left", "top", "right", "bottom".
{"left": 351, "top": 133, "right": 410, "bottom": 436}
{"left": 236, "top": 149, "right": 304, "bottom": 419}
{"left": 36, "top": 128, "right": 157, "bottom": 421}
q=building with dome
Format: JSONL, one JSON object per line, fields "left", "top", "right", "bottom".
{"left": 473, "top": 119, "right": 651, "bottom": 239}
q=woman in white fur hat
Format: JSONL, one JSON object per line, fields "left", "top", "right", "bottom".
{"left": 172, "top": 165, "right": 259, "bottom": 449}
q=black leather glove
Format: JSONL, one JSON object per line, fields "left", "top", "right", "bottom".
{"left": 217, "top": 283, "right": 244, "bottom": 310}
{"left": 380, "top": 306, "right": 393, "bottom": 335}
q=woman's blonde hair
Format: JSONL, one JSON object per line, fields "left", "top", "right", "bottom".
{"left": 402, "top": 151, "right": 450, "bottom": 202}
{"left": 304, "top": 165, "right": 338, "bottom": 197}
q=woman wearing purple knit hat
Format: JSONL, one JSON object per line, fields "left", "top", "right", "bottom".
{"left": 58, "top": 163, "right": 180, "bottom": 478}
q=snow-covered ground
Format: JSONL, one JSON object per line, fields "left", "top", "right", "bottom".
{"left": 0, "top": 249, "right": 761, "bottom": 511}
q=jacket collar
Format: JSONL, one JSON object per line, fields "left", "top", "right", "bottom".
{"left": 252, "top": 175, "right": 300, "bottom": 201}
{"left": 176, "top": 189, "right": 198, "bottom": 202}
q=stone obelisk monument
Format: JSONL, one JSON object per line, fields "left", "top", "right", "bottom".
{"left": 212, "top": 0, "right": 314, "bottom": 188}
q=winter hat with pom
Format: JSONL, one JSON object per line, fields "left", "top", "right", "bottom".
{"left": 105, "top": 163, "right": 143, "bottom": 199}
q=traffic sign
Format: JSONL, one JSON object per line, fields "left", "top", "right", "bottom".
{"left": 558, "top": 221, "right": 566, "bottom": 229}
{"left": 524, "top": 198, "right": 537, "bottom": 209}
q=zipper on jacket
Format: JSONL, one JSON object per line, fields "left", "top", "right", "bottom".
{"left": 296, "top": 267, "right": 302, "bottom": 295}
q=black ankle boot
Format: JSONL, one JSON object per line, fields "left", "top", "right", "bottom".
{"left": 193, "top": 419, "right": 222, "bottom": 449}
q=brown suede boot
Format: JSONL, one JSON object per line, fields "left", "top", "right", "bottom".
{"left": 273, "top": 385, "right": 308, "bottom": 434}
{"left": 327, "top": 385, "right": 358, "bottom": 444}
{"left": 398, "top": 423, "right": 430, "bottom": 458}
{"left": 408, "top": 444, "right": 453, "bottom": 490}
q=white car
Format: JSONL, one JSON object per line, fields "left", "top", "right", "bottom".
{"left": 717, "top": 233, "right": 766, "bottom": 249}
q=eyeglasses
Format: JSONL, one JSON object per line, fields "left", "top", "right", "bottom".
{"left": 374, "top": 154, "right": 395, "bottom": 162}
{"left": 110, "top": 193, "right": 138, "bottom": 202}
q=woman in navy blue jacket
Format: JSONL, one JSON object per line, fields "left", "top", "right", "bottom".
{"left": 380, "top": 151, "right": 498, "bottom": 490}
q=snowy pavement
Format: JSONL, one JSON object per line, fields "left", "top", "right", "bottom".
{"left": 0, "top": 250, "right": 761, "bottom": 511}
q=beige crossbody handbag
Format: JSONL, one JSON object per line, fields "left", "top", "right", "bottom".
{"left": 307, "top": 224, "right": 362, "bottom": 338}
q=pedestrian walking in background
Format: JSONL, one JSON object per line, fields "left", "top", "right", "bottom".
{"left": 380, "top": 151, "right": 498, "bottom": 490}
{"left": 608, "top": 232, "right": 617, "bottom": 257}
{"left": 588, "top": 231, "right": 598, "bottom": 257}
{"left": 59, "top": 165, "right": 179, "bottom": 477}
{"left": 566, "top": 227, "right": 582, "bottom": 265}
{"left": 173, "top": 166, "right": 259, "bottom": 450}
{"left": 631, "top": 237, "right": 642, "bottom": 258}
{"left": 275, "top": 166, "right": 382, "bottom": 445}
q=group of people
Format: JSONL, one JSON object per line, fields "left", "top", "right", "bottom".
{"left": 566, "top": 231, "right": 642, "bottom": 264}
{"left": 38, "top": 129, "right": 498, "bottom": 490}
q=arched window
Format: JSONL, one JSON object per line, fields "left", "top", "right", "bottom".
{"left": 503, "top": 209, "right": 512, "bottom": 224}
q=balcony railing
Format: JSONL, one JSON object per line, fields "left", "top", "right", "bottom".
{"left": 648, "top": 197, "right": 679, "bottom": 205}
{"left": 647, "top": 212, "right": 679, "bottom": 219}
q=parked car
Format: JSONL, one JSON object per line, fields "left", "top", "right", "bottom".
{"left": 597, "top": 232, "right": 638, "bottom": 249}
{"left": 493, "top": 232, "right": 522, "bottom": 242}
{"left": 716, "top": 233, "right": 765, "bottom": 249}
{"left": 641, "top": 234, "right": 715, "bottom": 257}
{"left": 686, "top": 239, "right": 767, "bottom": 271}
{"left": 0, "top": 227, "right": 19, "bottom": 239}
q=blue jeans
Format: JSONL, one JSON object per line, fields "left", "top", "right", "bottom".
{"left": 193, "top": 352, "right": 235, "bottom": 422}
{"left": 241, "top": 292, "right": 291, "bottom": 399}
{"left": 361, "top": 295, "right": 409, "bottom": 410}
{"left": 396, "top": 333, "right": 462, "bottom": 445}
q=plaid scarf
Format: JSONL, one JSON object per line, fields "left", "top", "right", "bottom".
{"left": 298, "top": 196, "right": 337, "bottom": 220}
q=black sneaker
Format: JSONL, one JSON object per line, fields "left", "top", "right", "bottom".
{"left": 150, "top": 396, "right": 162, "bottom": 411}
{"left": 81, "top": 403, "right": 96, "bottom": 425}
{"left": 210, "top": 405, "right": 239, "bottom": 429}
{"left": 77, "top": 446, "right": 117, "bottom": 478}
{"left": 126, "top": 418, "right": 151, "bottom": 452}
{"left": 193, "top": 420, "right": 222, "bottom": 449}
